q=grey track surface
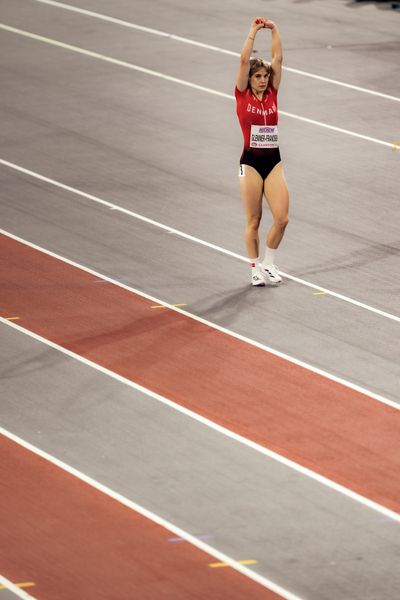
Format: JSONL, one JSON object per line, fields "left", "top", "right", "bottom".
{"left": 1, "top": 0, "right": 400, "bottom": 598}
{"left": 0, "top": 589, "right": 27, "bottom": 600}
{"left": 2, "top": 326, "right": 400, "bottom": 600}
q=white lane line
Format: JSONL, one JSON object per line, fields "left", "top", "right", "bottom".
{"left": 0, "top": 428, "right": 302, "bottom": 600}
{"left": 0, "top": 23, "right": 394, "bottom": 149}
{"left": 0, "top": 576, "right": 37, "bottom": 600}
{"left": 1, "top": 321, "right": 400, "bottom": 525}
{"left": 30, "top": 0, "right": 400, "bottom": 103}
{"left": 1, "top": 227, "right": 399, "bottom": 413}
{"left": 1, "top": 158, "right": 400, "bottom": 326}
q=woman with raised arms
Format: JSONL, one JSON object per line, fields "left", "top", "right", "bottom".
{"left": 235, "top": 17, "right": 289, "bottom": 286}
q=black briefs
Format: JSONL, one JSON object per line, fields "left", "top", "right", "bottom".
{"left": 240, "top": 148, "right": 281, "bottom": 181}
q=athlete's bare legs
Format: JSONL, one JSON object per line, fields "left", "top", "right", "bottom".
{"left": 239, "top": 162, "right": 289, "bottom": 256}
{"left": 239, "top": 161, "right": 289, "bottom": 285}
{"left": 263, "top": 162, "right": 289, "bottom": 249}
{"left": 239, "top": 165, "right": 264, "bottom": 259}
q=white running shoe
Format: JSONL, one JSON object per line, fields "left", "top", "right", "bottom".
{"left": 251, "top": 270, "right": 266, "bottom": 286}
{"left": 261, "top": 264, "right": 282, "bottom": 284}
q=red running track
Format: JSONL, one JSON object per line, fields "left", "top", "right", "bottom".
{"left": 1, "top": 234, "right": 400, "bottom": 514}
{"left": 0, "top": 435, "right": 281, "bottom": 600}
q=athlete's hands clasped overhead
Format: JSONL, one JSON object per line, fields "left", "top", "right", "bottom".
{"left": 251, "top": 17, "right": 267, "bottom": 31}
{"left": 251, "top": 17, "right": 276, "bottom": 31}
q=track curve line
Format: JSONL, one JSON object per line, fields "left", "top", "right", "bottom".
{"left": 0, "top": 432, "right": 296, "bottom": 600}
{"left": 30, "top": 0, "right": 400, "bottom": 103}
{"left": 0, "top": 576, "right": 37, "bottom": 600}
{"left": 1, "top": 160, "right": 399, "bottom": 325}
{"left": 1, "top": 233, "right": 400, "bottom": 520}
{"left": 0, "top": 23, "right": 394, "bottom": 149}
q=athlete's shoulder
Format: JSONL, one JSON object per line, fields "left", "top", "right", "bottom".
{"left": 235, "top": 85, "right": 249, "bottom": 98}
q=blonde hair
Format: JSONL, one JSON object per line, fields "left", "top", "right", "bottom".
{"left": 249, "top": 58, "right": 272, "bottom": 84}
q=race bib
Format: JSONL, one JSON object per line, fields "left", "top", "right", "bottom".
{"left": 250, "top": 125, "right": 279, "bottom": 149}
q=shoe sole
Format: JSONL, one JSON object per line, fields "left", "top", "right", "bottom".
{"left": 266, "top": 279, "right": 282, "bottom": 286}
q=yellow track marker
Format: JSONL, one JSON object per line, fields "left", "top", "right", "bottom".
{"left": 208, "top": 559, "right": 257, "bottom": 568}
{"left": 4, "top": 316, "right": 20, "bottom": 320}
{"left": 393, "top": 141, "right": 398, "bottom": 151}
{"left": 313, "top": 292, "right": 328, "bottom": 296}
{"left": 151, "top": 304, "right": 187, "bottom": 309}
{"left": 0, "top": 582, "right": 35, "bottom": 590}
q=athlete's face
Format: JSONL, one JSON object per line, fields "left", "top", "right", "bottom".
{"left": 250, "top": 68, "right": 270, "bottom": 93}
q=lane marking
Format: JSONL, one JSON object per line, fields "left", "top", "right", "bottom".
{"left": 0, "top": 429, "right": 303, "bottom": 600}
{"left": 0, "top": 583, "right": 35, "bottom": 590}
{"left": 209, "top": 560, "right": 258, "bottom": 568}
{"left": 151, "top": 303, "right": 187, "bottom": 309}
{"left": 313, "top": 292, "right": 328, "bottom": 296}
{"left": 1, "top": 228, "right": 399, "bottom": 411}
{"left": 0, "top": 577, "right": 37, "bottom": 600}
{"left": 1, "top": 160, "right": 400, "bottom": 325}
{"left": 1, "top": 319, "right": 400, "bottom": 521}
{"left": 30, "top": 0, "right": 400, "bottom": 103}
{"left": 393, "top": 141, "right": 399, "bottom": 151}
{"left": 168, "top": 534, "right": 213, "bottom": 543}
{"left": 0, "top": 23, "right": 394, "bottom": 149}
{"left": 4, "top": 316, "right": 20, "bottom": 320}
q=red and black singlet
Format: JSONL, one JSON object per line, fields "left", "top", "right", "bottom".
{"left": 235, "top": 84, "right": 278, "bottom": 152}
{"left": 235, "top": 84, "right": 281, "bottom": 180}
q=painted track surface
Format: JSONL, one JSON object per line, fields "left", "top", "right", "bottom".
{"left": 0, "top": 435, "right": 280, "bottom": 600}
{"left": 2, "top": 233, "right": 400, "bottom": 514}
{"left": 1, "top": 0, "right": 400, "bottom": 598}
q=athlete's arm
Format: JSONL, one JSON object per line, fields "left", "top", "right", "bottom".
{"left": 236, "top": 18, "right": 266, "bottom": 92}
{"left": 264, "top": 20, "right": 283, "bottom": 90}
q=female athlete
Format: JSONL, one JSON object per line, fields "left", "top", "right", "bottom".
{"left": 235, "top": 17, "right": 289, "bottom": 286}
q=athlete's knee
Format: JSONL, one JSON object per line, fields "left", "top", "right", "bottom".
{"left": 246, "top": 214, "right": 262, "bottom": 231}
{"left": 275, "top": 215, "right": 289, "bottom": 231}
